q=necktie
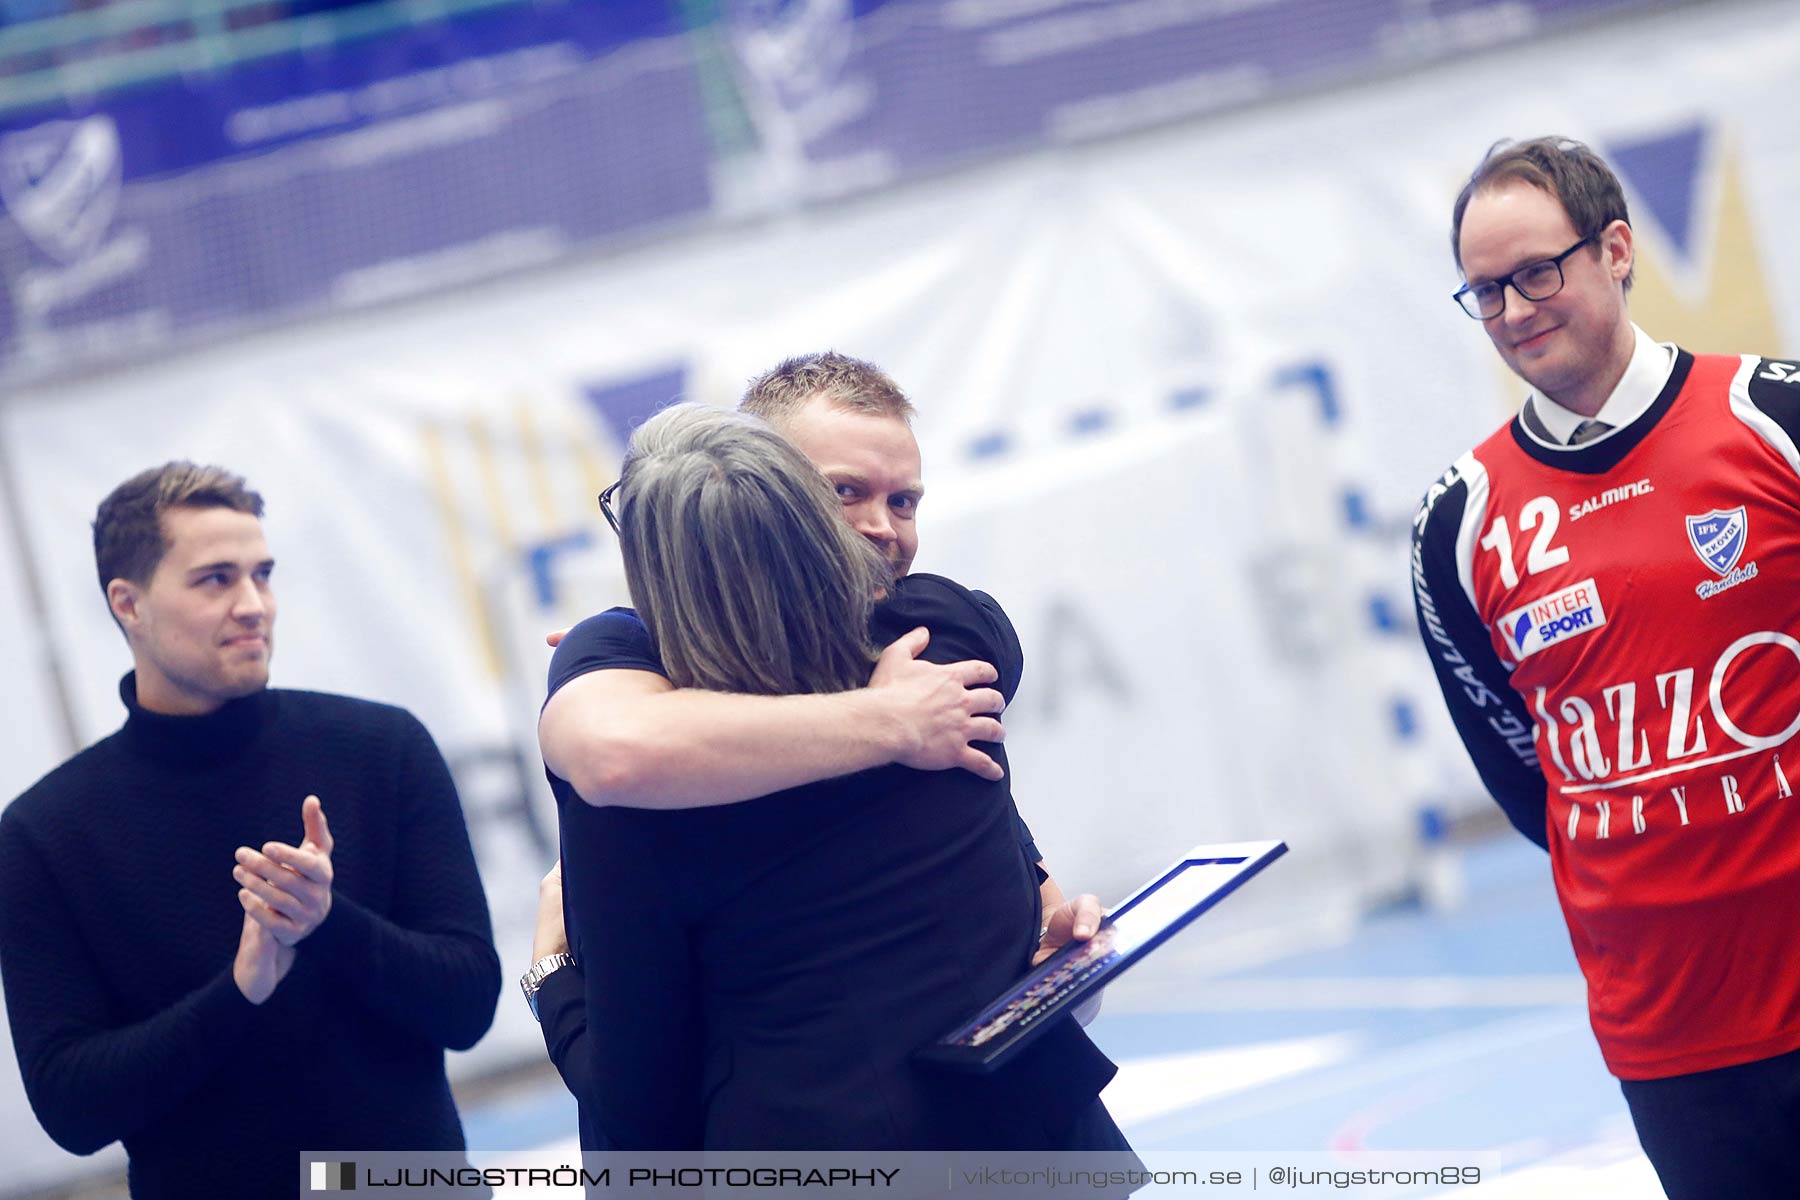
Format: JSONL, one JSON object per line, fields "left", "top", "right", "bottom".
{"left": 1569, "top": 419, "right": 1612, "bottom": 446}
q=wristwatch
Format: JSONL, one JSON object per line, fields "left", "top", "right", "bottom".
{"left": 519, "top": 952, "right": 577, "bottom": 1022}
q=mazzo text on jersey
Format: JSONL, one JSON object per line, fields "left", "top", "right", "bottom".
{"left": 1538, "top": 629, "right": 1800, "bottom": 839}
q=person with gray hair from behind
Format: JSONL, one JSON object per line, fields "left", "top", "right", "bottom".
{"left": 1412, "top": 136, "right": 1800, "bottom": 1198}
{"left": 542, "top": 403, "right": 1131, "bottom": 1154}
{"left": 0, "top": 462, "right": 501, "bottom": 1198}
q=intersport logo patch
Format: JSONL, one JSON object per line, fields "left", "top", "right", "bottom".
{"left": 1498, "top": 578, "right": 1607, "bottom": 661}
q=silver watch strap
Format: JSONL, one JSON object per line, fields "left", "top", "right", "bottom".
{"left": 520, "top": 952, "right": 577, "bottom": 1022}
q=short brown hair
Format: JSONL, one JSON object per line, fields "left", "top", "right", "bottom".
{"left": 93, "top": 461, "right": 264, "bottom": 594}
{"left": 739, "top": 351, "right": 915, "bottom": 425}
{"left": 1451, "top": 136, "right": 1633, "bottom": 289}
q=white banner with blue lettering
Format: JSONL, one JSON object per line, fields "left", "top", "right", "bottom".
{"left": 2, "top": 0, "right": 1799, "bottom": 1185}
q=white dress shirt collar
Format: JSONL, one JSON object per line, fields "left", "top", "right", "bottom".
{"left": 1521, "top": 324, "right": 1675, "bottom": 448}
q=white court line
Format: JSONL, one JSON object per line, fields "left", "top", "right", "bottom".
{"left": 1100, "top": 1033, "right": 1363, "bottom": 1126}
{"left": 1125, "top": 1008, "right": 1595, "bottom": 1136}
{"left": 1127, "top": 908, "right": 1363, "bottom": 979}
{"left": 1131, "top": 974, "right": 1587, "bottom": 1011}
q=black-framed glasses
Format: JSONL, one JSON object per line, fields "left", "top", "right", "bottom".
{"left": 598, "top": 480, "right": 620, "bottom": 535}
{"left": 1451, "top": 235, "right": 1595, "bottom": 320}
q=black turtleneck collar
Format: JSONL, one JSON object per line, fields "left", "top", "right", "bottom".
{"left": 119, "top": 672, "right": 279, "bottom": 767}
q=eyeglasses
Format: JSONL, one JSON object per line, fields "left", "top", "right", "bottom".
{"left": 598, "top": 480, "right": 620, "bottom": 535}
{"left": 1451, "top": 235, "right": 1595, "bottom": 320}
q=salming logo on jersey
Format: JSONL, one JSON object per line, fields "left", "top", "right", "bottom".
{"left": 1568, "top": 478, "right": 1653, "bottom": 522}
{"left": 1497, "top": 578, "right": 1606, "bottom": 660}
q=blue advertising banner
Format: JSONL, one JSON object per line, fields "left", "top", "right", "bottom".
{"left": 0, "top": 1, "right": 713, "bottom": 380}
{"left": 0, "top": 0, "right": 1679, "bottom": 384}
{"left": 721, "top": 0, "right": 1680, "bottom": 194}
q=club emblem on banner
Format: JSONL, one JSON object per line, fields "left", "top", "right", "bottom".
{"left": 0, "top": 115, "right": 123, "bottom": 263}
{"left": 727, "top": 0, "right": 855, "bottom": 105}
{"left": 1686, "top": 506, "right": 1748, "bottom": 576}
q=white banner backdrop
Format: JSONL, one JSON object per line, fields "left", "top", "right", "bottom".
{"left": 0, "top": 462, "right": 65, "bottom": 810}
{"left": 0, "top": 460, "right": 126, "bottom": 1194}
{"left": 2, "top": 0, "right": 1797, "bottom": 1186}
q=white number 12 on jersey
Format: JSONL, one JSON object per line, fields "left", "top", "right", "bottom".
{"left": 1479, "top": 496, "right": 1570, "bottom": 589}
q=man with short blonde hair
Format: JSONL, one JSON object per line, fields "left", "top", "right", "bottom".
{"left": 530, "top": 355, "right": 1123, "bottom": 1152}
{"left": 739, "top": 349, "right": 916, "bottom": 423}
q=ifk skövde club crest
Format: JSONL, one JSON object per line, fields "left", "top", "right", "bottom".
{"left": 1686, "top": 506, "right": 1748, "bottom": 576}
{"left": 0, "top": 115, "right": 123, "bottom": 263}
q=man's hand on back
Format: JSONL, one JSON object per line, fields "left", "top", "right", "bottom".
{"left": 869, "top": 626, "right": 1006, "bottom": 781}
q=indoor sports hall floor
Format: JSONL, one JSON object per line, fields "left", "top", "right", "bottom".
{"left": 464, "top": 835, "right": 1665, "bottom": 1198}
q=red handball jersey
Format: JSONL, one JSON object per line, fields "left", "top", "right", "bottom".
{"left": 1412, "top": 347, "right": 1800, "bottom": 1079}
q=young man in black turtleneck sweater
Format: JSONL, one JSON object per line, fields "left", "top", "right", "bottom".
{"left": 0, "top": 462, "right": 502, "bottom": 1198}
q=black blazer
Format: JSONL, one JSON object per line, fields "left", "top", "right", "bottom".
{"left": 546, "top": 574, "right": 1117, "bottom": 1149}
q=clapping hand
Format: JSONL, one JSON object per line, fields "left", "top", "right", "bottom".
{"left": 235, "top": 795, "right": 335, "bottom": 947}
{"left": 232, "top": 909, "right": 295, "bottom": 1004}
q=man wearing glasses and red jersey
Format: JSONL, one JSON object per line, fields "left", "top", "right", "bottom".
{"left": 1411, "top": 136, "right": 1800, "bottom": 1199}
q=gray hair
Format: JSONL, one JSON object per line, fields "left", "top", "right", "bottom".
{"left": 616, "top": 403, "right": 888, "bottom": 695}
{"left": 739, "top": 350, "right": 915, "bottom": 426}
